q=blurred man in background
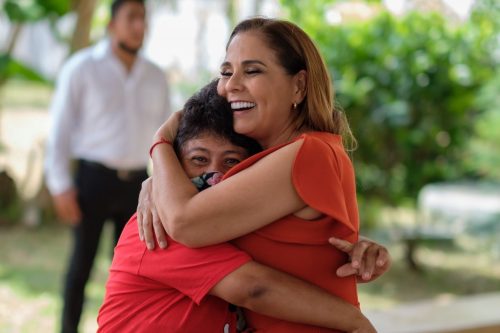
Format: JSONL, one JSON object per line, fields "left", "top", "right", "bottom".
{"left": 44, "top": 1, "right": 171, "bottom": 332}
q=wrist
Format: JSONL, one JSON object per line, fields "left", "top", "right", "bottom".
{"left": 149, "top": 137, "right": 172, "bottom": 157}
{"left": 153, "top": 131, "right": 173, "bottom": 142}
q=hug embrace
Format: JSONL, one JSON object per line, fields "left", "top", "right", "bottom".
{"left": 99, "top": 16, "right": 390, "bottom": 333}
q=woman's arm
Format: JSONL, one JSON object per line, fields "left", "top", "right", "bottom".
{"left": 152, "top": 132, "right": 306, "bottom": 247}
{"left": 210, "top": 260, "right": 376, "bottom": 332}
{"left": 137, "top": 178, "right": 391, "bottom": 282}
{"left": 137, "top": 177, "right": 168, "bottom": 249}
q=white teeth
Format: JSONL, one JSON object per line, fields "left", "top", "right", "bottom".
{"left": 231, "top": 101, "right": 256, "bottom": 110}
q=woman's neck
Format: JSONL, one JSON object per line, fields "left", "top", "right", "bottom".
{"left": 259, "top": 126, "right": 309, "bottom": 150}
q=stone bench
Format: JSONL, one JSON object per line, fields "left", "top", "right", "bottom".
{"left": 403, "top": 182, "right": 500, "bottom": 270}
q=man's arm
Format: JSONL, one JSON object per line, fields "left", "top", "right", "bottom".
{"left": 210, "top": 261, "right": 376, "bottom": 332}
{"left": 45, "top": 58, "right": 82, "bottom": 224}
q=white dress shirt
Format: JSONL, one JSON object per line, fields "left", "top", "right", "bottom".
{"left": 45, "top": 39, "right": 171, "bottom": 195}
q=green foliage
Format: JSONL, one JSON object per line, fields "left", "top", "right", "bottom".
{"left": 0, "top": 0, "right": 70, "bottom": 85}
{"left": 323, "top": 12, "right": 494, "bottom": 203}
{"left": 280, "top": 2, "right": 497, "bottom": 205}
{"left": 465, "top": 72, "right": 500, "bottom": 180}
{"left": 280, "top": 0, "right": 333, "bottom": 32}
{"left": 0, "top": 54, "right": 48, "bottom": 83}
{"left": 3, "top": 0, "right": 69, "bottom": 23}
{"left": 471, "top": 0, "right": 500, "bottom": 32}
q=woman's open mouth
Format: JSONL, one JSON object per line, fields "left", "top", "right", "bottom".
{"left": 231, "top": 101, "right": 256, "bottom": 112}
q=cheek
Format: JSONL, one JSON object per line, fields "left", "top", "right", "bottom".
{"left": 221, "top": 165, "right": 234, "bottom": 174}
{"left": 181, "top": 160, "right": 200, "bottom": 178}
{"left": 217, "top": 80, "right": 227, "bottom": 97}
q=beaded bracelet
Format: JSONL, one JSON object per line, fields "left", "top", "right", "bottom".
{"left": 149, "top": 137, "right": 172, "bottom": 157}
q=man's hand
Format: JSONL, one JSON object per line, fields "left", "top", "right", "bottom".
{"left": 52, "top": 189, "right": 82, "bottom": 225}
{"left": 137, "top": 177, "right": 167, "bottom": 250}
{"left": 329, "top": 236, "right": 391, "bottom": 283}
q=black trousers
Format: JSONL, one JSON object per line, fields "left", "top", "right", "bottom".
{"left": 61, "top": 160, "right": 148, "bottom": 333}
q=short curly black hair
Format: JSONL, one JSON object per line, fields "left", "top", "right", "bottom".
{"left": 174, "top": 79, "right": 262, "bottom": 158}
{"left": 111, "top": 0, "right": 145, "bottom": 18}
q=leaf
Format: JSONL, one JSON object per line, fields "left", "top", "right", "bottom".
{"left": 2, "top": 0, "right": 70, "bottom": 23}
{"left": 0, "top": 54, "right": 48, "bottom": 83}
{"left": 3, "top": 0, "right": 44, "bottom": 22}
{"left": 37, "top": 0, "right": 71, "bottom": 16}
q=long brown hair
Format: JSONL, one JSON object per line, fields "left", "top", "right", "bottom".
{"left": 227, "top": 17, "right": 356, "bottom": 149}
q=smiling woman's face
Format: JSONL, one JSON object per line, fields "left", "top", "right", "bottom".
{"left": 179, "top": 133, "right": 249, "bottom": 178}
{"left": 217, "top": 31, "right": 302, "bottom": 148}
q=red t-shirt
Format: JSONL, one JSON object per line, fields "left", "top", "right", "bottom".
{"left": 225, "top": 132, "right": 360, "bottom": 333}
{"left": 97, "top": 214, "right": 251, "bottom": 333}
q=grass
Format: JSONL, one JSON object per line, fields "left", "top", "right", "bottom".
{"left": 358, "top": 241, "right": 500, "bottom": 309}
{"left": 0, "top": 80, "right": 53, "bottom": 110}
{"left": 0, "top": 224, "right": 114, "bottom": 333}
{"left": 0, "top": 224, "right": 499, "bottom": 333}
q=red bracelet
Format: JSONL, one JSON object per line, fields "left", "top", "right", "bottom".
{"left": 149, "top": 137, "right": 172, "bottom": 157}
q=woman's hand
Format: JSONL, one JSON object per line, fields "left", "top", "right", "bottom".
{"left": 329, "top": 236, "right": 391, "bottom": 283}
{"left": 137, "top": 177, "right": 168, "bottom": 250}
{"left": 153, "top": 111, "right": 182, "bottom": 143}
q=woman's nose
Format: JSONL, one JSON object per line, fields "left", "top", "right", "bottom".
{"left": 225, "top": 72, "right": 243, "bottom": 92}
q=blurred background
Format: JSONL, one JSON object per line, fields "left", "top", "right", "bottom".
{"left": 0, "top": 0, "right": 499, "bottom": 332}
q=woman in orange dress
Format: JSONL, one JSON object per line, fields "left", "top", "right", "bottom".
{"left": 143, "top": 17, "right": 388, "bottom": 332}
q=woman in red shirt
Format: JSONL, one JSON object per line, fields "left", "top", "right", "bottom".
{"left": 144, "top": 18, "right": 388, "bottom": 332}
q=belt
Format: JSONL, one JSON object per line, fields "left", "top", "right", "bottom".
{"left": 78, "top": 159, "right": 147, "bottom": 181}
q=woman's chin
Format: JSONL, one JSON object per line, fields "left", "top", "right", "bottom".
{"left": 233, "top": 122, "right": 254, "bottom": 137}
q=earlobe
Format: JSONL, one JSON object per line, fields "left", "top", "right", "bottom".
{"left": 294, "top": 70, "right": 307, "bottom": 103}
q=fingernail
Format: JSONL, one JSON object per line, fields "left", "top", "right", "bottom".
{"left": 352, "top": 261, "right": 359, "bottom": 268}
{"left": 377, "top": 260, "right": 384, "bottom": 266}
{"left": 159, "top": 241, "right": 166, "bottom": 248}
{"left": 363, "top": 273, "right": 371, "bottom": 280}
{"left": 147, "top": 242, "right": 154, "bottom": 250}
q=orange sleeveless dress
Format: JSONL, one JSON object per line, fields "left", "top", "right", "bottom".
{"left": 224, "top": 132, "right": 360, "bottom": 333}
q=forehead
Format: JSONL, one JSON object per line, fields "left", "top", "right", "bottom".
{"left": 181, "top": 134, "right": 248, "bottom": 155}
{"left": 224, "top": 31, "right": 277, "bottom": 64}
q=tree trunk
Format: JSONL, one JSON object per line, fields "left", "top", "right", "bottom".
{"left": 70, "top": 0, "right": 98, "bottom": 53}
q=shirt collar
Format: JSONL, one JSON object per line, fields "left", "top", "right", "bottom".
{"left": 92, "top": 38, "right": 145, "bottom": 61}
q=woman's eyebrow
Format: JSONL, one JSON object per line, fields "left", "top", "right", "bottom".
{"left": 220, "top": 60, "right": 267, "bottom": 68}
{"left": 223, "top": 150, "right": 247, "bottom": 155}
{"left": 185, "top": 147, "right": 209, "bottom": 154}
{"left": 242, "top": 60, "right": 267, "bottom": 67}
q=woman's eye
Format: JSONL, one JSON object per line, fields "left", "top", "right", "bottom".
{"left": 220, "top": 71, "right": 232, "bottom": 77}
{"left": 192, "top": 156, "right": 208, "bottom": 164}
{"left": 246, "top": 69, "right": 261, "bottom": 75}
{"left": 225, "top": 158, "right": 241, "bottom": 167}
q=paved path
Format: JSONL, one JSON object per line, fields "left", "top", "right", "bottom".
{"left": 366, "top": 292, "right": 500, "bottom": 333}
